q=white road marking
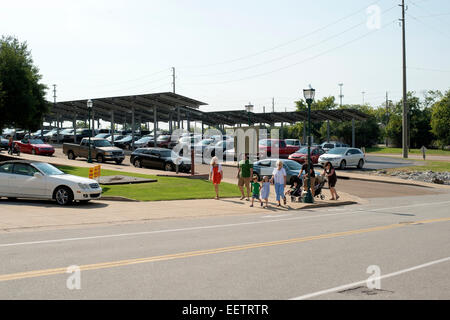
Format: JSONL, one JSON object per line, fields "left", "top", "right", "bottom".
{"left": 1, "top": 200, "right": 449, "bottom": 248}
{"left": 290, "top": 256, "right": 450, "bottom": 300}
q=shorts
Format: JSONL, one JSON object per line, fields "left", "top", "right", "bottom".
{"left": 252, "top": 194, "right": 260, "bottom": 199}
{"left": 238, "top": 177, "right": 251, "bottom": 187}
{"left": 303, "top": 176, "right": 316, "bottom": 190}
{"left": 328, "top": 178, "right": 337, "bottom": 188}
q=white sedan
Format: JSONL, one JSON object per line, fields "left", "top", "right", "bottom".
{"left": 0, "top": 160, "right": 102, "bottom": 205}
{"left": 318, "top": 147, "right": 365, "bottom": 170}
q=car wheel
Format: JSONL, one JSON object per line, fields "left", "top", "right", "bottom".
{"left": 134, "top": 159, "right": 142, "bottom": 168}
{"left": 97, "top": 154, "right": 104, "bottom": 163}
{"left": 357, "top": 159, "right": 364, "bottom": 169}
{"left": 68, "top": 151, "right": 76, "bottom": 160}
{"left": 54, "top": 186, "right": 73, "bottom": 206}
{"left": 339, "top": 160, "right": 346, "bottom": 170}
{"left": 115, "top": 160, "right": 123, "bottom": 165}
{"left": 254, "top": 172, "right": 261, "bottom": 181}
{"left": 165, "top": 163, "right": 174, "bottom": 171}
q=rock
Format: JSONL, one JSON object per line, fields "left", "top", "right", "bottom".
{"left": 432, "top": 177, "right": 444, "bottom": 184}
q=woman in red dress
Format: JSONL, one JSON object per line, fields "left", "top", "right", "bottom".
{"left": 209, "top": 156, "right": 223, "bottom": 200}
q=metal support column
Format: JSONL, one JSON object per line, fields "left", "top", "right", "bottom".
{"left": 111, "top": 111, "right": 115, "bottom": 144}
{"left": 352, "top": 118, "right": 355, "bottom": 147}
{"left": 153, "top": 107, "right": 158, "bottom": 147}
{"left": 326, "top": 120, "right": 330, "bottom": 142}
{"left": 73, "top": 115, "right": 77, "bottom": 143}
{"left": 131, "top": 106, "right": 135, "bottom": 150}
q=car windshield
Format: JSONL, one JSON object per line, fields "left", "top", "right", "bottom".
{"left": 296, "top": 147, "right": 308, "bottom": 154}
{"left": 137, "top": 137, "right": 152, "bottom": 143}
{"left": 284, "top": 160, "right": 302, "bottom": 170}
{"left": 29, "top": 139, "right": 44, "bottom": 144}
{"left": 328, "top": 147, "right": 347, "bottom": 155}
{"left": 157, "top": 135, "right": 170, "bottom": 141}
{"left": 32, "top": 162, "right": 64, "bottom": 175}
{"left": 94, "top": 140, "right": 112, "bottom": 147}
{"left": 199, "top": 139, "right": 213, "bottom": 145}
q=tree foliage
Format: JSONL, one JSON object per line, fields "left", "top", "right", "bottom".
{"left": 431, "top": 90, "right": 450, "bottom": 148}
{"left": 0, "top": 36, "right": 49, "bottom": 131}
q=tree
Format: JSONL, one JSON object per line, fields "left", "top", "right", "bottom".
{"left": 431, "top": 90, "right": 450, "bottom": 148}
{"left": 0, "top": 36, "right": 49, "bottom": 131}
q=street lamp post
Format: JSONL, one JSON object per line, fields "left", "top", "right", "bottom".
{"left": 87, "top": 99, "right": 93, "bottom": 163}
{"left": 303, "top": 87, "right": 315, "bottom": 203}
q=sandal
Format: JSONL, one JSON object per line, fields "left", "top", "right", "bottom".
{"left": 336, "top": 195, "right": 340, "bottom": 200}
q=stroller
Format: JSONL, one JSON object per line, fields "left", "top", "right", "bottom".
{"left": 313, "top": 175, "right": 326, "bottom": 200}
{"left": 288, "top": 175, "right": 303, "bottom": 202}
{"left": 8, "top": 142, "right": 20, "bottom": 156}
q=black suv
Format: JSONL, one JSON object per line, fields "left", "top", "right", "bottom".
{"left": 130, "top": 148, "right": 191, "bottom": 172}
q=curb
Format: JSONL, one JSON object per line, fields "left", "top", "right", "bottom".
{"left": 100, "top": 196, "right": 140, "bottom": 202}
{"left": 337, "top": 174, "right": 439, "bottom": 188}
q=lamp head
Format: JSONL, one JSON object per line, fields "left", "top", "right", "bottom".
{"left": 303, "top": 88, "right": 315, "bottom": 104}
{"left": 87, "top": 99, "right": 93, "bottom": 109}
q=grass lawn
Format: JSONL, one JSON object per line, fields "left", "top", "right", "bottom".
{"left": 384, "top": 160, "right": 450, "bottom": 173}
{"left": 57, "top": 165, "right": 241, "bottom": 201}
{"left": 366, "top": 147, "right": 450, "bottom": 156}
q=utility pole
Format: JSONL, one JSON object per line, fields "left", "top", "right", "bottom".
{"left": 272, "top": 97, "right": 275, "bottom": 112}
{"left": 338, "top": 83, "right": 344, "bottom": 107}
{"left": 53, "top": 85, "right": 59, "bottom": 143}
{"left": 172, "top": 67, "right": 176, "bottom": 93}
{"left": 362, "top": 91, "right": 366, "bottom": 105}
{"left": 400, "top": 0, "right": 408, "bottom": 158}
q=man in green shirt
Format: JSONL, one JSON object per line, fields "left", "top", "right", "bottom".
{"left": 237, "top": 154, "right": 253, "bottom": 201}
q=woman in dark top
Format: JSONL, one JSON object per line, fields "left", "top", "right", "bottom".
{"left": 323, "top": 162, "right": 339, "bottom": 200}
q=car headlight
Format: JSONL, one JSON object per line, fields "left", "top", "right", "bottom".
{"left": 78, "top": 183, "right": 90, "bottom": 190}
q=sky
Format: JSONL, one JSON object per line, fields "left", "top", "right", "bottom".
{"left": 1, "top": 0, "right": 450, "bottom": 117}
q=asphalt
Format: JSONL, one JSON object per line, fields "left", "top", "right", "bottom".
{"left": 0, "top": 191, "right": 449, "bottom": 299}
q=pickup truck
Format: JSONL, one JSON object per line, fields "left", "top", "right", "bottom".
{"left": 63, "top": 138, "right": 125, "bottom": 164}
{"left": 259, "top": 139, "right": 299, "bottom": 159}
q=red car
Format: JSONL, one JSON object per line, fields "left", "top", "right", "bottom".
{"left": 259, "top": 139, "right": 298, "bottom": 158}
{"left": 288, "top": 146, "right": 325, "bottom": 164}
{"left": 14, "top": 138, "right": 55, "bottom": 156}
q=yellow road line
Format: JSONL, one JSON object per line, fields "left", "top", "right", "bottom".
{"left": 1, "top": 217, "right": 449, "bottom": 283}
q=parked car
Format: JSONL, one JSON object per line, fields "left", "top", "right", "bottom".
{"left": 114, "top": 135, "right": 134, "bottom": 150}
{"left": 43, "top": 129, "right": 58, "bottom": 142}
{"left": 253, "top": 158, "right": 320, "bottom": 184}
{"left": 63, "top": 138, "right": 125, "bottom": 164}
{"left": 288, "top": 146, "right": 325, "bottom": 164}
{"left": 57, "top": 128, "right": 75, "bottom": 143}
{"left": 156, "top": 135, "right": 174, "bottom": 148}
{"left": 130, "top": 148, "right": 191, "bottom": 172}
{"left": 285, "top": 139, "right": 301, "bottom": 148}
{"left": 30, "top": 130, "right": 50, "bottom": 139}
{"left": 259, "top": 139, "right": 298, "bottom": 159}
{"left": 134, "top": 136, "right": 155, "bottom": 149}
{"left": 320, "top": 141, "right": 349, "bottom": 153}
{"left": 0, "top": 160, "right": 102, "bottom": 205}
{"left": 194, "top": 139, "right": 215, "bottom": 157}
{"left": 0, "top": 136, "right": 9, "bottom": 150}
{"left": 106, "top": 134, "right": 125, "bottom": 143}
{"left": 95, "top": 133, "right": 111, "bottom": 139}
{"left": 318, "top": 147, "right": 365, "bottom": 169}
{"left": 204, "top": 139, "right": 234, "bottom": 159}
{"left": 14, "top": 138, "right": 55, "bottom": 156}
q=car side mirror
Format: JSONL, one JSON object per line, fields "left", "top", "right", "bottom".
{"left": 34, "top": 172, "right": 43, "bottom": 178}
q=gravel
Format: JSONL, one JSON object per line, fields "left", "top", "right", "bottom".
{"left": 375, "top": 170, "right": 450, "bottom": 185}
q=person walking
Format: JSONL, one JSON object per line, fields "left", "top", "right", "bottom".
{"left": 270, "top": 160, "right": 287, "bottom": 207}
{"left": 209, "top": 156, "right": 223, "bottom": 200}
{"left": 323, "top": 161, "right": 339, "bottom": 200}
{"left": 237, "top": 153, "right": 253, "bottom": 201}
{"left": 298, "top": 157, "right": 316, "bottom": 197}
{"left": 8, "top": 136, "right": 13, "bottom": 155}
{"left": 260, "top": 176, "right": 271, "bottom": 208}
{"left": 250, "top": 175, "right": 263, "bottom": 207}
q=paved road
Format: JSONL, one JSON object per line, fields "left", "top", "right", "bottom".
{"left": 0, "top": 190, "right": 449, "bottom": 299}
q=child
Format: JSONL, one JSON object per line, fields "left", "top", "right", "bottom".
{"left": 260, "top": 176, "right": 271, "bottom": 208}
{"left": 250, "top": 175, "right": 263, "bottom": 207}
{"left": 209, "top": 156, "right": 223, "bottom": 200}
{"left": 285, "top": 178, "right": 301, "bottom": 202}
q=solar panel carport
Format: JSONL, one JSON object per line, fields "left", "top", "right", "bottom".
{"left": 44, "top": 91, "right": 369, "bottom": 148}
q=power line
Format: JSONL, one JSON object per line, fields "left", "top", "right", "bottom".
{"left": 178, "top": 0, "right": 385, "bottom": 69}
{"left": 88, "top": 68, "right": 171, "bottom": 88}
{"left": 183, "top": 18, "right": 397, "bottom": 86}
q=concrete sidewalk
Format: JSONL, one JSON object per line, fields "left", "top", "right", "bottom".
{"left": 0, "top": 189, "right": 359, "bottom": 232}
